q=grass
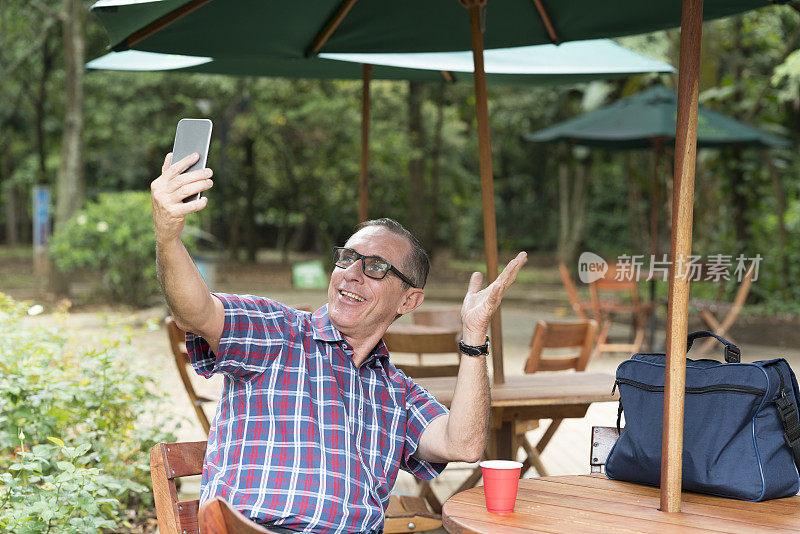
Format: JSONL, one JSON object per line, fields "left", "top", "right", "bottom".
{"left": 0, "top": 245, "right": 33, "bottom": 260}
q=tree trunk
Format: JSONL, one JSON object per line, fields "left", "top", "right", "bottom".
{"left": 36, "top": 32, "right": 55, "bottom": 184}
{"left": 557, "top": 160, "right": 570, "bottom": 264}
{"left": 568, "top": 160, "right": 588, "bottom": 259}
{"left": 766, "top": 151, "right": 789, "bottom": 296}
{"left": 51, "top": 0, "right": 85, "bottom": 295}
{"left": 625, "top": 152, "right": 645, "bottom": 254}
{"left": 556, "top": 153, "right": 588, "bottom": 266}
{"left": 243, "top": 136, "right": 257, "bottom": 263}
{"left": 408, "top": 81, "right": 425, "bottom": 237}
{"left": 2, "top": 153, "right": 18, "bottom": 246}
{"left": 425, "top": 83, "right": 445, "bottom": 253}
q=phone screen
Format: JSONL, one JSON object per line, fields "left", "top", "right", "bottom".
{"left": 172, "top": 118, "right": 213, "bottom": 203}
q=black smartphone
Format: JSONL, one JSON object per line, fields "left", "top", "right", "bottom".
{"left": 171, "top": 118, "right": 213, "bottom": 203}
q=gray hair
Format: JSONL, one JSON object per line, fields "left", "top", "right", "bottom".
{"left": 355, "top": 218, "right": 430, "bottom": 289}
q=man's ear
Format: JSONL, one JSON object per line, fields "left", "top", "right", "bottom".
{"left": 397, "top": 288, "right": 424, "bottom": 316}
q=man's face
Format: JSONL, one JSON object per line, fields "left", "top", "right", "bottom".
{"left": 327, "top": 226, "right": 419, "bottom": 341}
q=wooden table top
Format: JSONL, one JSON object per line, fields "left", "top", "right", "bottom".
{"left": 442, "top": 474, "right": 800, "bottom": 533}
{"left": 414, "top": 372, "right": 617, "bottom": 408}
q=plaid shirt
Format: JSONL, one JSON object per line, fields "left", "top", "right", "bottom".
{"left": 186, "top": 294, "right": 448, "bottom": 533}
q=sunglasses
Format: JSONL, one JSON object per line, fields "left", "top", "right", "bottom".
{"left": 332, "top": 247, "right": 418, "bottom": 288}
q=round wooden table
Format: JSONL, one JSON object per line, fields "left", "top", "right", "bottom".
{"left": 442, "top": 474, "right": 800, "bottom": 533}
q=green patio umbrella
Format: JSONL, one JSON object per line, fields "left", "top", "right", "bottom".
{"left": 87, "top": 41, "right": 673, "bottom": 222}
{"left": 526, "top": 85, "right": 790, "bottom": 150}
{"left": 90, "top": 0, "right": 791, "bottom": 511}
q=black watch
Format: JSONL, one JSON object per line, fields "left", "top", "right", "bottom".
{"left": 458, "top": 336, "right": 490, "bottom": 356}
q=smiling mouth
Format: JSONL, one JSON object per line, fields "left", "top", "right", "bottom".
{"left": 340, "top": 289, "right": 366, "bottom": 302}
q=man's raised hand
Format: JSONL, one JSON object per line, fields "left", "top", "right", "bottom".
{"left": 150, "top": 152, "right": 214, "bottom": 244}
{"left": 460, "top": 252, "right": 528, "bottom": 345}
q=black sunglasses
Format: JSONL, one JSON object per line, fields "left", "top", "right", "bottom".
{"left": 333, "top": 247, "right": 418, "bottom": 288}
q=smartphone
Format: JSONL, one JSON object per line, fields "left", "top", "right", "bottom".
{"left": 171, "top": 118, "right": 213, "bottom": 203}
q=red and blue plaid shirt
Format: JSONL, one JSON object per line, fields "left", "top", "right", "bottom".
{"left": 186, "top": 294, "right": 448, "bottom": 533}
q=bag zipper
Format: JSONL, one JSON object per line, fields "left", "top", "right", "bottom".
{"left": 613, "top": 377, "right": 765, "bottom": 396}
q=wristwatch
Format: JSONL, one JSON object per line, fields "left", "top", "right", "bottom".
{"left": 458, "top": 336, "right": 490, "bottom": 356}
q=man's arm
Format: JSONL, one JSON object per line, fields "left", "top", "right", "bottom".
{"left": 413, "top": 252, "right": 527, "bottom": 463}
{"left": 151, "top": 152, "right": 223, "bottom": 352}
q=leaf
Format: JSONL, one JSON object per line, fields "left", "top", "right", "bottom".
{"left": 74, "top": 443, "right": 91, "bottom": 457}
{"left": 47, "top": 436, "right": 65, "bottom": 447}
{"left": 56, "top": 461, "right": 75, "bottom": 472}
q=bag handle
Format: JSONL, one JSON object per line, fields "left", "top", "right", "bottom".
{"left": 686, "top": 330, "right": 740, "bottom": 363}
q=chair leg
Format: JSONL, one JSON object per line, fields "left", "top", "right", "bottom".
{"left": 593, "top": 319, "right": 613, "bottom": 358}
{"left": 536, "top": 419, "right": 563, "bottom": 454}
{"left": 521, "top": 438, "right": 548, "bottom": 477}
{"left": 414, "top": 479, "right": 443, "bottom": 515}
{"left": 454, "top": 466, "right": 484, "bottom": 495}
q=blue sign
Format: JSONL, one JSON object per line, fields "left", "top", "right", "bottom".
{"left": 32, "top": 186, "right": 50, "bottom": 251}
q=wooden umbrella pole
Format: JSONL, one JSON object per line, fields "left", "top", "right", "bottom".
{"left": 462, "top": 0, "right": 505, "bottom": 384}
{"left": 661, "top": 0, "right": 703, "bottom": 513}
{"left": 359, "top": 63, "right": 372, "bottom": 223}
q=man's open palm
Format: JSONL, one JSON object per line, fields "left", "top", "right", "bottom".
{"left": 461, "top": 252, "right": 527, "bottom": 340}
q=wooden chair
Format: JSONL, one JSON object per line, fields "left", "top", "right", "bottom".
{"left": 151, "top": 441, "right": 442, "bottom": 534}
{"left": 412, "top": 307, "right": 462, "bottom": 329}
{"left": 589, "top": 426, "right": 620, "bottom": 474}
{"left": 588, "top": 264, "right": 653, "bottom": 357}
{"left": 411, "top": 307, "right": 462, "bottom": 366}
{"left": 383, "top": 326, "right": 460, "bottom": 378}
{"left": 517, "top": 320, "right": 598, "bottom": 477}
{"left": 692, "top": 262, "right": 755, "bottom": 358}
{"left": 165, "top": 317, "right": 214, "bottom": 435}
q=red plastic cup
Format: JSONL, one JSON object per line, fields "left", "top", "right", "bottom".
{"left": 480, "top": 460, "right": 523, "bottom": 514}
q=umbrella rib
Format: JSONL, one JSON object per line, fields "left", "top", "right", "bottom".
{"left": 531, "top": 0, "right": 560, "bottom": 44}
{"left": 441, "top": 71, "right": 455, "bottom": 83}
{"left": 120, "top": 0, "right": 215, "bottom": 51}
{"left": 309, "top": 0, "right": 359, "bottom": 55}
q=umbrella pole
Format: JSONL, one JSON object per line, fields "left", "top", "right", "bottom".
{"left": 359, "top": 64, "right": 372, "bottom": 223}
{"left": 661, "top": 0, "right": 703, "bottom": 513}
{"left": 463, "top": 0, "right": 504, "bottom": 385}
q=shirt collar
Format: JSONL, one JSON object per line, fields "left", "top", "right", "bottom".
{"left": 311, "top": 304, "right": 343, "bottom": 342}
{"left": 311, "top": 304, "right": 389, "bottom": 364}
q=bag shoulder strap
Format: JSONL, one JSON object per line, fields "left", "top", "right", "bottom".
{"left": 774, "top": 367, "right": 800, "bottom": 471}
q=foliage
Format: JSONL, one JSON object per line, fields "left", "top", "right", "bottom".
{"left": 0, "top": 294, "right": 178, "bottom": 532}
{"left": 49, "top": 191, "right": 197, "bottom": 306}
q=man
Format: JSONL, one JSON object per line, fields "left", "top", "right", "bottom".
{"left": 151, "top": 152, "right": 527, "bottom": 533}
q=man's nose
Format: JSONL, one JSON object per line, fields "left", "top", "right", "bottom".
{"left": 343, "top": 260, "right": 364, "bottom": 281}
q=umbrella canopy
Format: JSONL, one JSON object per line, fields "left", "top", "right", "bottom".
{"left": 525, "top": 85, "right": 790, "bottom": 149}
{"left": 87, "top": 40, "right": 674, "bottom": 84}
{"left": 90, "top": 0, "right": 780, "bottom": 55}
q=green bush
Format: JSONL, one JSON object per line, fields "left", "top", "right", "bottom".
{"left": 49, "top": 191, "right": 197, "bottom": 307}
{"left": 0, "top": 293, "right": 179, "bottom": 532}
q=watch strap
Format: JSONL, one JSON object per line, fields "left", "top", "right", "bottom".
{"left": 458, "top": 336, "right": 490, "bottom": 356}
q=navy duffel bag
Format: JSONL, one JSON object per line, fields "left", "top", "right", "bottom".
{"left": 606, "top": 331, "right": 800, "bottom": 501}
